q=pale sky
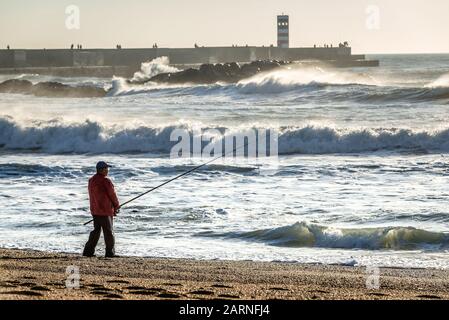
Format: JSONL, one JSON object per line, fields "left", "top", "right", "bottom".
{"left": 0, "top": 0, "right": 448, "bottom": 54}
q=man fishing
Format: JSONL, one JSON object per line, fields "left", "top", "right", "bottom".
{"left": 82, "top": 141, "right": 249, "bottom": 246}
{"left": 83, "top": 161, "right": 120, "bottom": 258}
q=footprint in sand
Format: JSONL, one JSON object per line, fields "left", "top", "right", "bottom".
{"left": 2, "top": 290, "right": 44, "bottom": 297}
{"left": 91, "top": 286, "right": 111, "bottom": 290}
{"left": 369, "top": 292, "right": 388, "bottom": 297}
{"left": 91, "top": 290, "right": 111, "bottom": 295}
{"left": 30, "top": 286, "right": 51, "bottom": 292}
{"left": 87, "top": 284, "right": 108, "bottom": 289}
{"left": 417, "top": 294, "right": 441, "bottom": 299}
{"left": 91, "top": 287, "right": 114, "bottom": 295}
{"left": 162, "top": 283, "right": 183, "bottom": 287}
{"left": 129, "top": 290, "right": 159, "bottom": 296}
{"left": 20, "top": 282, "right": 38, "bottom": 288}
{"left": 218, "top": 294, "right": 240, "bottom": 299}
{"left": 157, "top": 293, "right": 181, "bottom": 299}
{"left": 190, "top": 290, "right": 215, "bottom": 296}
{"left": 126, "top": 286, "right": 165, "bottom": 292}
{"left": 145, "top": 287, "right": 165, "bottom": 292}
{"left": 212, "top": 284, "right": 233, "bottom": 289}
{"left": 124, "top": 286, "right": 147, "bottom": 290}
{"left": 87, "top": 284, "right": 104, "bottom": 287}
{"left": 103, "top": 293, "right": 123, "bottom": 299}
{"left": 107, "top": 280, "right": 130, "bottom": 284}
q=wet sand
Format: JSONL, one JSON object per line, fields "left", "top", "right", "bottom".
{"left": 0, "top": 248, "right": 448, "bottom": 300}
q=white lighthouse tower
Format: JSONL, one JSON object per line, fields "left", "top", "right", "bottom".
{"left": 277, "top": 15, "right": 289, "bottom": 48}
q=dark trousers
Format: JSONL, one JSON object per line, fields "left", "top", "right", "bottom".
{"left": 83, "top": 216, "right": 115, "bottom": 257}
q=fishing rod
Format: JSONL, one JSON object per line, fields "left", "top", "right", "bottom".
{"left": 84, "top": 142, "right": 250, "bottom": 226}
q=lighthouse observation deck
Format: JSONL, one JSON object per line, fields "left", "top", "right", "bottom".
{"left": 277, "top": 15, "right": 290, "bottom": 49}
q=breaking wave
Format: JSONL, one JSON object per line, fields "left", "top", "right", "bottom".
{"left": 107, "top": 67, "right": 449, "bottom": 103}
{"left": 277, "top": 126, "right": 449, "bottom": 154}
{"left": 198, "top": 222, "right": 449, "bottom": 250}
{"left": 234, "top": 68, "right": 449, "bottom": 101}
{"left": 131, "top": 56, "right": 180, "bottom": 83}
{"left": 3, "top": 117, "right": 449, "bottom": 154}
{"left": 2, "top": 62, "right": 449, "bottom": 102}
{"left": 0, "top": 117, "right": 180, "bottom": 154}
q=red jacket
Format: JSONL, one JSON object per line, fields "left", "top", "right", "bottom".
{"left": 88, "top": 174, "right": 120, "bottom": 217}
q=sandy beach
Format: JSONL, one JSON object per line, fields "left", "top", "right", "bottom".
{"left": 0, "top": 248, "right": 448, "bottom": 300}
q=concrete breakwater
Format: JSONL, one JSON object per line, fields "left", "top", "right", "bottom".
{"left": 0, "top": 46, "right": 378, "bottom": 78}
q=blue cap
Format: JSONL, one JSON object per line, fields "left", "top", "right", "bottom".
{"left": 96, "top": 161, "right": 111, "bottom": 170}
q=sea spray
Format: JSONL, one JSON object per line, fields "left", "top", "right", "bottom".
{"left": 426, "top": 72, "right": 449, "bottom": 88}
{"left": 131, "top": 56, "right": 179, "bottom": 83}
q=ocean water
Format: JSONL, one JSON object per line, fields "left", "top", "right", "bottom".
{"left": 1, "top": 54, "right": 449, "bottom": 269}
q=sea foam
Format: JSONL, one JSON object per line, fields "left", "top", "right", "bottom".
{"left": 2, "top": 117, "right": 449, "bottom": 154}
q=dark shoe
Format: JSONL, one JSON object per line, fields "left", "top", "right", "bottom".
{"left": 83, "top": 253, "right": 96, "bottom": 258}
